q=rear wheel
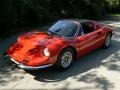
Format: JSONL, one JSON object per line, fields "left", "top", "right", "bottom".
{"left": 102, "top": 33, "right": 112, "bottom": 48}
{"left": 55, "top": 48, "right": 74, "bottom": 71}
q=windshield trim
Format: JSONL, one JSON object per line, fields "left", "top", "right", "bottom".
{"left": 48, "top": 21, "right": 79, "bottom": 38}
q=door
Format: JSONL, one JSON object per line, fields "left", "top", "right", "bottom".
{"left": 76, "top": 22, "right": 103, "bottom": 57}
{"left": 93, "top": 22, "right": 106, "bottom": 47}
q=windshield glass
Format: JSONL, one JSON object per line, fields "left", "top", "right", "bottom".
{"left": 48, "top": 20, "right": 78, "bottom": 37}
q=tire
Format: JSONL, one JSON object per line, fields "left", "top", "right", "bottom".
{"left": 55, "top": 48, "right": 75, "bottom": 71}
{"left": 102, "top": 33, "right": 112, "bottom": 48}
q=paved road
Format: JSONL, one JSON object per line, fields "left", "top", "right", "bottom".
{"left": 0, "top": 17, "right": 120, "bottom": 90}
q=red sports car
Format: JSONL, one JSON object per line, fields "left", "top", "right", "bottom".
{"left": 4, "top": 19, "right": 114, "bottom": 70}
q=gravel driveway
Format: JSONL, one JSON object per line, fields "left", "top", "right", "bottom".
{"left": 0, "top": 17, "right": 120, "bottom": 90}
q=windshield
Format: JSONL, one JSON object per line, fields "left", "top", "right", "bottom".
{"left": 48, "top": 20, "right": 78, "bottom": 37}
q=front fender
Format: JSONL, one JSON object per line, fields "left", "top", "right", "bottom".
{"left": 47, "top": 39, "right": 77, "bottom": 64}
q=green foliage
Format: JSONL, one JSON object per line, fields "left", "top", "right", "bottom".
{"left": 0, "top": 0, "right": 17, "bottom": 31}
{"left": 106, "top": 0, "right": 119, "bottom": 6}
{"left": 0, "top": 0, "right": 115, "bottom": 38}
{"left": 50, "top": 0, "right": 106, "bottom": 19}
{"left": 106, "top": 0, "right": 120, "bottom": 13}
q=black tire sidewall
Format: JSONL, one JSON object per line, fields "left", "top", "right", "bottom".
{"left": 55, "top": 48, "right": 74, "bottom": 70}
{"left": 102, "top": 33, "right": 112, "bottom": 48}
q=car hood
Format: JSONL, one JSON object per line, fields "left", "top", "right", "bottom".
{"left": 7, "top": 31, "right": 63, "bottom": 61}
{"left": 8, "top": 32, "right": 62, "bottom": 55}
{"left": 17, "top": 31, "right": 62, "bottom": 46}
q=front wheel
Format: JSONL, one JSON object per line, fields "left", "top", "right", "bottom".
{"left": 102, "top": 33, "right": 112, "bottom": 48}
{"left": 55, "top": 48, "right": 74, "bottom": 70}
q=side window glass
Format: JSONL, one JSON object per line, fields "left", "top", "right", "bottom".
{"left": 77, "top": 29, "right": 82, "bottom": 36}
{"left": 96, "top": 24, "right": 101, "bottom": 30}
{"left": 76, "top": 25, "right": 84, "bottom": 37}
{"left": 81, "top": 22, "right": 94, "bottom": 34}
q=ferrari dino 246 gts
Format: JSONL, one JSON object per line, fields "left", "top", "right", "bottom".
{"left": 3, "top": 19, "right": 114, "bottom": 70}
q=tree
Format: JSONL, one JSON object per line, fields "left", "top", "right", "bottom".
{"left": 0, "top": 0, "right": 109, "bottom": 37}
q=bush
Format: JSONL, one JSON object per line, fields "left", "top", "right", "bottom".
{"left": 0, "top": 0, "right": 107, "bottom": 38}
{"left": 0, "top": 0, "right": 17, "bottom": 35}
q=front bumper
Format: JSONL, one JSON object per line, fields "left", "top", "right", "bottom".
{"left": 3, "top": 53, "right": 53, "bottom": 70}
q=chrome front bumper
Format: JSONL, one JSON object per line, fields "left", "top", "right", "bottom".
{"left": 3, "top": 53, "right": 53, "bottom": 70}
{"left": 17, "top": 63, "right": 53, "bottom": 70}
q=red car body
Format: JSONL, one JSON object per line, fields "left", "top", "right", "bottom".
{"left": 4, "top": 19, "right": 113, "bottom": 70}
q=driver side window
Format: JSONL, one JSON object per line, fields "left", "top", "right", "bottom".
{"left": 81, "top": 22, "right": 95, "bottom": 34}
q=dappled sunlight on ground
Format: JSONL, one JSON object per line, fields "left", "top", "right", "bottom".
{"left": 0, "top": 65, "right": 26, "bottom": 88}
{"left": 0, "top": 16, "right": 120, "bottom": 89}
{"left": 108, "top": 22, "right": 120, "bottom": 28}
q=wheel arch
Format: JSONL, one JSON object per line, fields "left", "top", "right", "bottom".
{"left": 108, "top": 31, "right": 112, "bottom": 37}
{"left": 60, "top": 46, "right": 77, "bottom": 59}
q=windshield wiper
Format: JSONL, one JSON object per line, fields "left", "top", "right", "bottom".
{"left": 47, "top": 31, "right": 61, "bottom": 37}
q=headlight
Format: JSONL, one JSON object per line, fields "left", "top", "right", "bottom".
{"left": 43, "top": 48, "right": 50, "bottom": 56}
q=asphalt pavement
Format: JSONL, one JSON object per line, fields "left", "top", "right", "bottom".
{"left": 0, "top": 17, "right": 120, "bottom": 90}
